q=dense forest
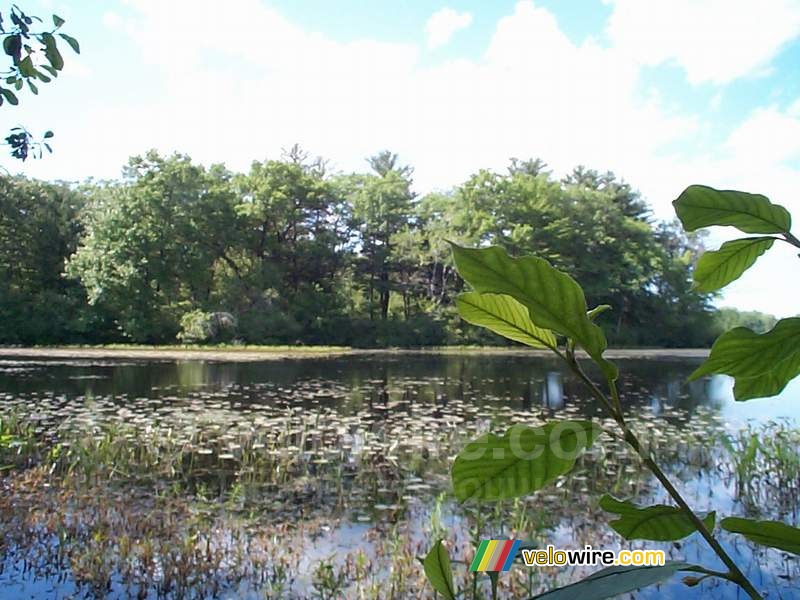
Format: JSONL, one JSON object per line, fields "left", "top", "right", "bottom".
{"left": 0, "top": 148, "right": 774, "bottom": 347}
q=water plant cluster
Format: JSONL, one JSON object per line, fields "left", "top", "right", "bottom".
{"left": 1, "top": 374, "right": 798, "bottom": 598}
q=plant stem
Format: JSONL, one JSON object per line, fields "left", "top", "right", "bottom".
{"left": 564, "top": 355, "right": 763, "bottom": 600}
{"left": 782, "top": 231, "right": 800, "bottom": 250}
{"left": 608, "top": 380, "right": 625, "bottom": 426}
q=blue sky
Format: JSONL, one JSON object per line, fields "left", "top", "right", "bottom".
{"left": 6, "top": 0, "right": 800, "bottom": 316}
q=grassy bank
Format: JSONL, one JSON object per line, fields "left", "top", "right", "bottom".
{"left": 0, "top": 345, "right": 710, "bottom": 362}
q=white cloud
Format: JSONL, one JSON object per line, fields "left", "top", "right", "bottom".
{"left": 102, "top": 11, "right": 122, "bottom": 28}
{"left": 425, "top": 7, "right": 473, "bottom": 49}
{"left": 12, "top": 0, "right": 800, "bottom": 315}
{"left": 726, "top": 106, "right": 800, "bottom": 164}
{"left": 606, "top": 0, "right": 800, "bottom": 84}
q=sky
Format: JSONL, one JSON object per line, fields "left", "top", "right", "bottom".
{"left": 5, "top": 0, "right": 800, "bottom": 317}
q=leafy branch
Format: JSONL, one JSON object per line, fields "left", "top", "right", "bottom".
{"left": 0, "top": 4, "right": 80, "bottom": 160}
{"left": 422, "top": 185, "right": 800, "bottom": 599}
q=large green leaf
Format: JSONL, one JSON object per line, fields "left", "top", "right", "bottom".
{"left": 673, "top": 185, "right": 791, "bottom": 234}
{"left": 527, "top": 562, "right": 693, "bottom": 600}
{"left": 721, "top": 517, "right": 800, "bottom": 555}
{"left": 452, "top": 421, "right": 601, "bottom": 502}
{"left": 451, "top": 244, "right": 617, "bottom": 380}
{"left": 456, "top": 292, "right": 557, "bottom": 349}
{"left": 692, "top": 237, "right": 775, "bottom": 293}
{"left": 600, "top": 495, "right": 715, "bottom": 541}
{"left": 689, "top": 318, "right": 800, "bottom": 400}
{"left": 422, "top": 539, "right": 456, "bottom": 600}
{"left": 733, "top": 359, "right": 800, "bottom": 400}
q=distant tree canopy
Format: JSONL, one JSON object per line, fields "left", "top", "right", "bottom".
{"left": 0, "top": 149, "right": 775, "bottom": 347}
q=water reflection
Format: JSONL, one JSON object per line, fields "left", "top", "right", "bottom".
{"left": 0, "top": 353, "right": 797, "bottom": 425}
{"left": 542, "top": 371, "right": 564, "bottom": 409}
{"left": 0, "top": 352, "right": 799, "bottom": 599}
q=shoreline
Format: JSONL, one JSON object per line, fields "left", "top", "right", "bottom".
{"left": 0, "top": 346, "right": 710, "bottom": 362}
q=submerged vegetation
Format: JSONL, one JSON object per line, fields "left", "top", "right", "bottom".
{"left": 0, "top": 354, "right": 798, "bottom": 598}
{"left": 0, "top": 377, "right": 798, "bottom": 598}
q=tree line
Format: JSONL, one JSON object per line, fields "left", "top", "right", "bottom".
{"left": 0, "top": 148, "right": 774, "bottom": 347}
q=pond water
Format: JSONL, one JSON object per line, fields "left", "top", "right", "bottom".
{"left": 0, "top": 352, "right": 798, "bottom": 599}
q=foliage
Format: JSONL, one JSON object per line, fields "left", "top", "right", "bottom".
{"left": 177, "top": 310, "right": 236, "bottom": 344}
{"left": 421, "top": 540, "right": 456, "bottom": 600}
{"left": 712, "top": 307, "right": 777, "bottom": 335}
{"left": 692, "top": 237, "right": 775, "bottom": 293}
{"left": 720, "top": 518, "right": 800, "bottom": 556}
{"left": 599, "top": 495, "right": 715, "bottom": 541}
{"left": 451, "top": 421, "right": 600, "bottom": 501}
{"left": 422, "top": 184, "right": 800, "bottom": 599}
{"left": 0, "top": 176, "right": 115, "bottom": 343}
{"left": 456, "top": 292, "right": 556, "bottom": 349}
{"left": 66, "top": 152, "right": 237, "bottom": 341}
{"left": 0, "top": 4, "right": 79, "bottom": 160}
{"left": 5, "top": 153, "right": 723, "bottom": 347}
{"left": 689, "top": 318, "right": 800, "bottom": 400}
{"left": 675, "top": 185, "right": 800, "bottom": 400}
{"left": 527, "top": 563, "right": 694, "bottom": 600}
{"left": 451, "top": 243, "right": 616, "bottom": 380}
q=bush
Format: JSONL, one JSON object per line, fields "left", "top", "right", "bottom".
{"left": 177, "top": 310, "right": 237, "bottom": 344}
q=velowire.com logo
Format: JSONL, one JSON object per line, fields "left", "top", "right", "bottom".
{"left": 469, "top": 540, "right": 521, "bottom": 572}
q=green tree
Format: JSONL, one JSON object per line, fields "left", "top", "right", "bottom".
{"left": 67, "top": 152, "right": 236, "bottom": 341}
{"left": 228, "top": 150, "right": 348, "bottom": 341}
{"left": 712, "top": 307, "right": 778, "bottom": 335}
{"left": 437, "top": 160, "right": 714, "bottom": 346}
{"left": 0, "top": 175, "right": 111, "bottom": 342}
{"left": 343, "top": 151, "right": 416, "bottom": 321}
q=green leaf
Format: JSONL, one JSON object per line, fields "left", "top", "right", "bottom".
{"left": 0, "top": 87, "right": 18, "bottom": 105}
{"left": 41, "top": 33, "right": 64, "bottom": 70}
{"left": 422, "top": 539, "right": 456, "bottom": 600}
{"left": 689, "top": 317, "right": 800, "bottom": 400}
{"left": 452, "top": 420, "right": 601, "bottom": 502}
{"left": 587, "top": 304, "right": 611, "bottom": 320}
{"left": 450, "top": 243, "right": 617, "bottom": 380}
{"left": 527, "top": 562, "right": 694, "bottom": 600}
{"left": 600, "top": 495, "right": 715, "bottom": 541}
{"left": 27, "top": 79, "right": 38, "bottom": 94}
{"left": 721, "top": 517, "right": 800, "bottom": 555}
{"left": 43, "top": 130, "right": 54, "bottom": 139}
{"left": 456, "top": 292, "right": 557, "bottom": 349}
{"left": 674, "top": 185, "right": 791, "bottom": 234}
{"left": 19, "top": 56, "right": 36, "bottom": 78}
{"left": 3, "top": 34, "right": 21, "bottom": 59}
{"left": 733, "top": 360, "right": 800, "bottom": 400}
{"left": 53, "top": 15, "right": 65, "bottom": 28}
{"left": 58, "top": 33, "right": 80, "bottom": 54}
{"left": 692, "top": 237, "right": 775, "bottom": 293}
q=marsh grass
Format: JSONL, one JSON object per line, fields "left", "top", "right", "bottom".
{"left": 0, "top": 391, "right": 798, "bottom": 598}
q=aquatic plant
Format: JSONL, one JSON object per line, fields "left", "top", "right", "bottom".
{"left": 423, "top": 186, "right": 800, "bottom": 599}
{"left": 1, "top": 345, "right": 799, "bottom": 597}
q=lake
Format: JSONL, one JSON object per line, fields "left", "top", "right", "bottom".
{"left": 0, "top": 351, "right": 798, "bottom": 599}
